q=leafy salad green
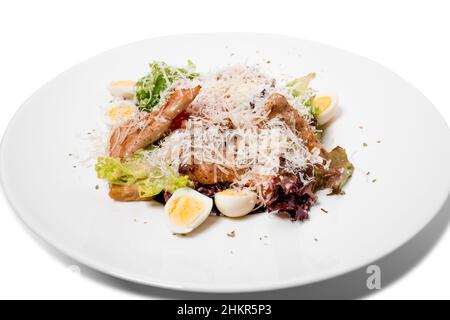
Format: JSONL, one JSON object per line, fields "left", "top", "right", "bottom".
{"left": 135, "top": 60, "right": 200, "bottom": 112}
{"left": 286, "top": 72, "right": 318, "bottom": 119}
{"left": 95, "top": 156, "right": 191, "bottom": 197}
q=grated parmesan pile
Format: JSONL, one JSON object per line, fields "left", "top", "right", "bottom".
{"left": 137, "top": 65, "right": 325, "bottom": 204}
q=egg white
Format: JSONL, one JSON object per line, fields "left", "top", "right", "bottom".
{"left": 102, "top": 100, "right": 137, "bottom": 127}
{"left": 214, "top": 190, "right": 257, "bottom": 218}
{"left": 164, "top": 187, "right": 213, "bottom": 234}
{"left": 315, "top": 92, "right": 338, "bottom": 125}
{"left": 108, "top": 80, "right": 136, "bottom": 99}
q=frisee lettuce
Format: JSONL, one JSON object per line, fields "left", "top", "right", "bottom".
{"left": 95, "top": 156, "right": 191, "bottom": 198}
{"left": 287, "top": 73, "right": 318, "bottom": 119}
{"left": 135, "top": 60, "right": 199, "bottom": 112}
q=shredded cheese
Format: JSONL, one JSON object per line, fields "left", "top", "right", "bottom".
{"left": 141, "top": 117, "right": 325, "bottom": 205}
{"left": 104, "top": 65, "right": 325, "bottom": 205}
{"left": 188, "top": 65, "right": 275, "bottom": 128}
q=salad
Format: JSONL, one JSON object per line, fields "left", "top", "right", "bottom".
{"left": 95, "top": 61, "right": 354, "bottom": 234}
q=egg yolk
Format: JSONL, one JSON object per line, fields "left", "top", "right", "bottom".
{"left": 107, "top": 104, "right": 133, "bottom": 121}
{"left": 110, "top": 80, "right": 135, "bottom": 87}
{"left": 168, "top": 195, "right": 204, "bottom": 226}
{"left": 313, "top": 96, "right": 332, "bottom": 114}
{"left": 218, "top": 189, "right": 246, "bottom": 196}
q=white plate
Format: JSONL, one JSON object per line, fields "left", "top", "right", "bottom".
{"left": 1, "top": 33, "right": 449, "bottom": 293}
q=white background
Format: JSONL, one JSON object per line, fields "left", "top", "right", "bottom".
{"left": 0, "top": 0, "right": 449, "bottom": 300}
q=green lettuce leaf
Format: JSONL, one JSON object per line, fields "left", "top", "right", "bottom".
{"left": 95, "top": 156, "right": 191, "bottom": 198}
{"left": 286, "top": 72, "right": 318, "bottom": 118}
{"left": 314, "top": 146, "right": 354, "bottom": 195}
{"left": 287, "top": 72, "right": 316, "bottom": 94}
{"left": 135, "top": 60, "right": 199, "bottom": 112}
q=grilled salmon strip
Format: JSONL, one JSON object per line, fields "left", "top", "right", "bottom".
{"left": 108, "top": 184, "right": 151, "bottom": 201}
{"left": 109, "top": 86, "right": 201, "bottom": 160}
{"left": 181, "top": 163, "right": 241, "bottom": 185}
{"left": 108, "top": 86, "right": 200, "bottom": 201}
{"left": 264, "top": 93, "right": 322, "bottom": 152}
